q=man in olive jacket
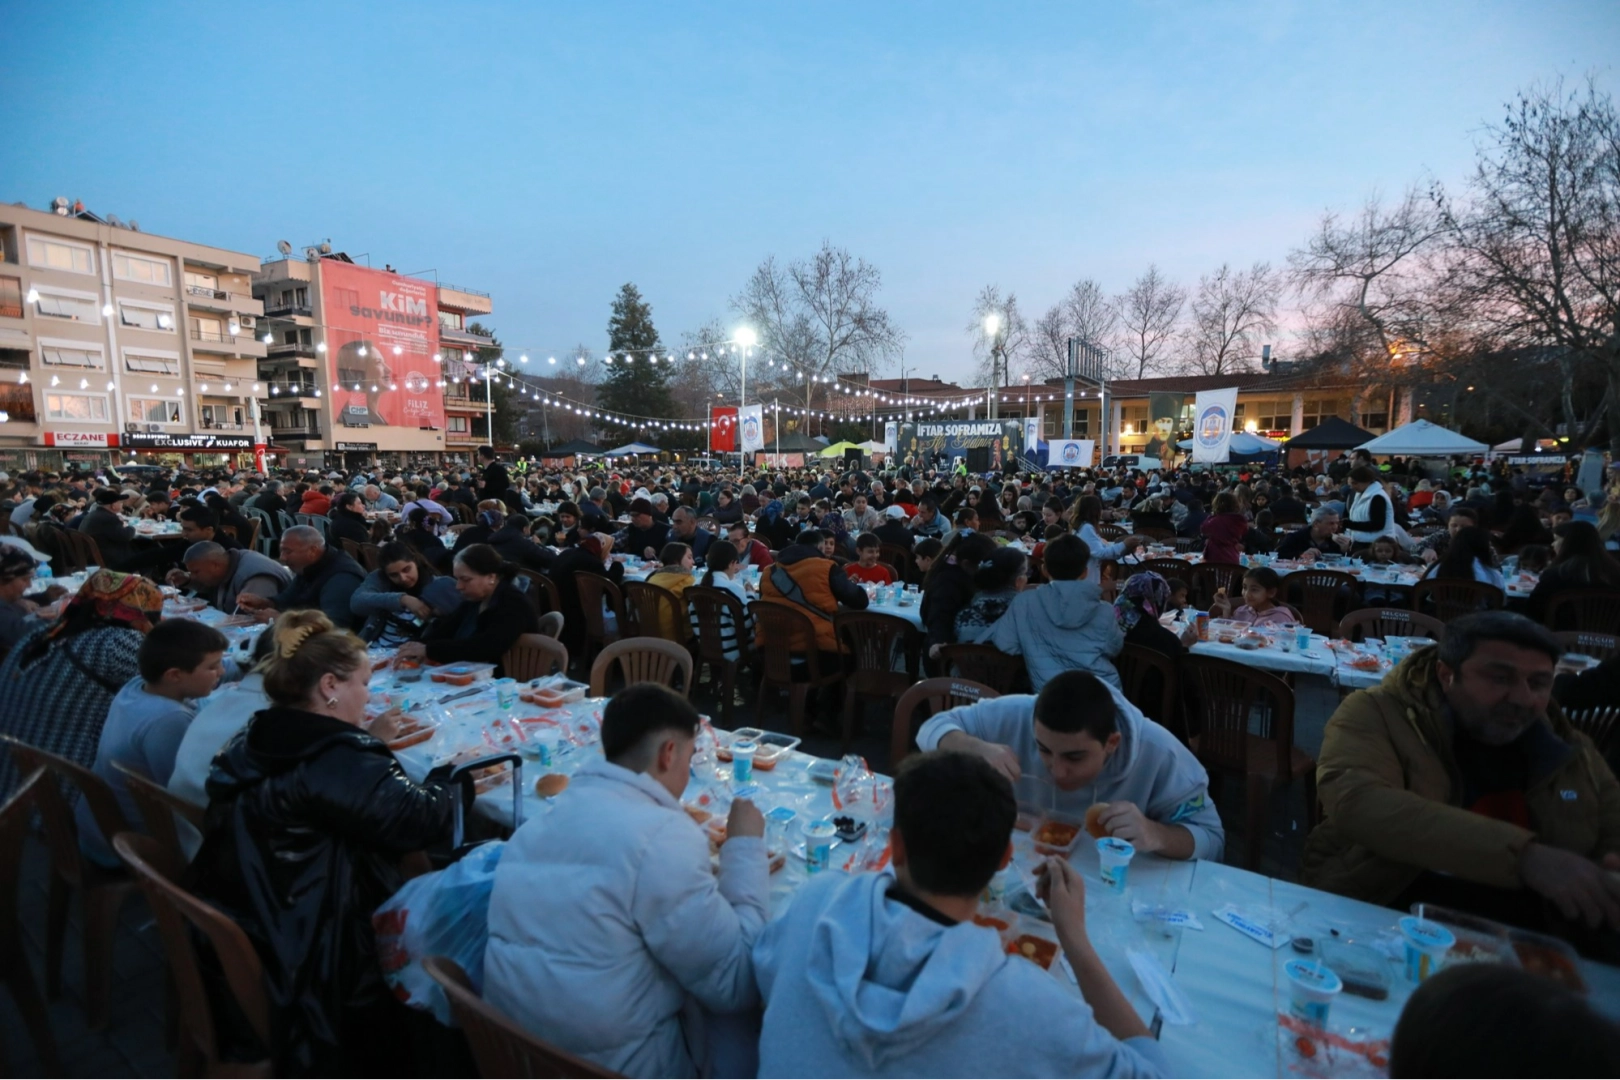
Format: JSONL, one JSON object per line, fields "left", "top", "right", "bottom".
{"left": 1302, "top": 611, "right": 1620, "bottom": 934}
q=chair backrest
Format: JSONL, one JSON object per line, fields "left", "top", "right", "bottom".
{"left": 113, "top": 763, "right": 204, "bottom": 881}
{"left": 834, "top": 611, "right": 921, "bottom": 683}
{"left": 1412, "top": 578, "right": 1504, "bottom": 622}
{"left": 685, "top": 585, "right": 750, "bottom": 664}
{"left": 1, "top": 735, "right": 129, "bottom": 887}
{"left": 890, "top": 678, "right": 999, "bottom": 767}
{"left": 1337, "top": 606, "right": 1447, "bottom": 644}
{"left": 1, "top": 769, "right": 45, "bottom": 953}
{"left": 1137, "top": 525, "right": 1176, "bottom": 542}
{"left": 752, "top": 602, "right": 823, "bottom": 683}
{"left": 503, "top": 633, "right": 569, "bottom": 683}
{"left": 1096, "top": 523, "right": 1127, "bottom": 541}
{"left": 574, "top": 573, "right": 625, "bottom": 642}
{"left": 935, "top": 643, "right": 1027, "bottom": 694}
{"left": 1554, "top": 630, "right": 1620, "bottom": 664}
{"left": 449, "top": 523, "right": 475, "bottom": 536}
{"left": 1172, "top": 537, "right": 1202, "bottom": 554}
{"left": 239, "top": 514, "right": 265, "bottom": 556}
{"left": 423, "top": 955, "right": 623, "bottom": 1079}
{"left": 340, "top": 537, "right": 364, "bottom": 563}
{"left": 1138, "top": 557, "right": 1194, "bottom": 582}
{"left": 1289, "top": 569, "right": 1361, "bottom": 637}
{"left": 1188, "top": 562, "right": 1245, "bottom": 611}
{"left": 1566, "top": 706, "right": 1620, "bottom": 759}
{"left": 621, "top": 580, "right": 686, "bottom": 643}
{"left": 589, "top": 636, "right": 693, "bottom": 698}
{"left": 111, "top": 833, "right": 271, "bottom": 1070}
{"left": 1544, "top": 590, "right": 1620, "bottom": 634}
{"left": 52, "top": 526, "right": 104, "bottom": 574}
{"left": 275, "top": 510, "right": 296, "bottom": 535}
{"left": 1113, "top": 643, "right": 1185, "bottom": 743}
{"left": 295, "top": 514, "right": 329, "bottom": 538}
{"left": 517, "top": 569, "right": 562, "bottom": 616}
{"left": 355, "top": 542, "right": 382, "bottom": 572}
{"left": 1181, "top": 655, "right": 1296, "bottom": 777}
{"left": 879, "top": 543, "right": 914, "bottom": 582}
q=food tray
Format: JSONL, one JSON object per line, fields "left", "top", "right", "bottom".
{"left": 1409, "top": 904, "right": 1517, "bottom": 967}
{"left": 1007, "top": 933, "right": 1059, "bottom": 970}
{"left": 431, "top": 662, "right": 496, "bottom": 686}
{"left": 1509, "top": 928, "right": 1587, "bottom": 992}
{"left": 1031, "top": 812, "right": 1085, "bottom": 857}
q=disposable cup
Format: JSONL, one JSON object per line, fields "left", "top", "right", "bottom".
{"left": 1399, "top": 916, "right": 1454, "bottom": 982}
{"left": 803, "top": 819, "right": 836, "bottom": 874}
{"left": 1096, "top": 837, "right": 1135, "bottom": 893}
{"left": 731, "top": 740, "right": 757, "bottom": 784}
{"left": 1295, "top": 625, "right": 1312, "bottom": 652}
{"left": 1284, "top": 958, "right": 1343, "bottom": 1027}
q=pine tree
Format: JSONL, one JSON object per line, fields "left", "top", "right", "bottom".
{"left": 597, "top": 284, "right": 678, "bottom": 446}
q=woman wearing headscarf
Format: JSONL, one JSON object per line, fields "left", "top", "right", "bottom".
{"left": 755, "top": 498, "right": 794, "bottom": 550}
{"left": 1113, "top": 571, "right": 1197, "bottom": 658}
{"left": 0, "top": 570, "right": 163, "bottom": 797}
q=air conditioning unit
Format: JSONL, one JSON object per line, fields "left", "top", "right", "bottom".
{"left": 238, "top": 315, "right": 256, "bottom": 329}
{"left": 145, "top": 423, "right": 161, "bottom": 432}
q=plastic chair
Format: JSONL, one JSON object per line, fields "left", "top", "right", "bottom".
{"left": 1566, "top": 706, "right": 1620, "bottom": 760}
{"left": 1137, "top": 557, "right": 1194, "bottom": 583}
{"left": 574, "top": 573, "right": 624, "bottom": 671}
{"left": 934, "top": 643, "right": 1027, "bottom": 695}
{"left": 833, "top": 611, "right": 923, "bottom": 755}
{"left": 423, "top": 955, "right": 622, "bottom": 1079}
{"left": 354, "top": 542, "right": 382, "bottom": 572}
{"left": 294, "top": 513, "right": 329, "bottom": 539}
{"left": 1544, "top": 590, "right": 1620, "bottom": 634}
{"left": 1188, "top": 562, "right": 1245, "bottom": 611}
{"left": 879, "top": 543, "right": 915, "bottom": 584}
{"left": 752, "top": 603, "right": 842, "bottom": 736}
{"left": 1337, "top": 607, "right": 1447, "bottom": 644}
{"left": 890, "top": 678, "right": 1000, "bottom": 767}
{"left": 1136, "top": 525, "right": 1176, "bottom": 542}
{"left": 111, "top": 833, "right": 272, "bottom": 1078}
{"left": 0, "top": 736, "right": 135, "bottom": 1030}
{"left": 1, "top": 769, "right": 64, "bottom": 1075}
{"left": 1179, "top": 655, "right": 1315, "bottom": 873}
{"left": 504, "top": 633, "right": 569, "bottom": 683}
{"left": 1096, "top": 523, "right": 1127, "bottom": 541}
{"left": 1288, "top": 568, "right": 1362, "bottom": 637}
{"left": 686, "top": 586, "right": 754, "bottom": 726}
{"left": 589, "top": 637, "right": 693, "bottom": 698}
{"left": 621, "top": 580, "right": 688, "bottom": 644}
{"left": 1554, "top": 630, "right": 1619, "bottom": 664}
{"left": 517, "top": 569, "right": 562, "bottom": 616}
{"left": 1114, "top": 642, "right": 1186, "bottom": 744}
{"left": 238, "top": 515, "right": 264, "bottom": 557}
{"left": 113, "top": 764, "right": 203, "bottom": 882}
{"left": 1412, "top": 578, "right": 1504, "bottom": 622}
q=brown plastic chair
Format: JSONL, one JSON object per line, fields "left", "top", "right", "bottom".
{"left": 879, "top": 543, "right": 915, "bottom": 584}
{"left": 518, "top": 569, "right": 562, "bottom": 616}
{"left": 0, "top": 736, "right": 135, "bottom": 1030}
{"left": 686, "top": 586, "right": 754, "bottom": 726}
{"left": 113, "top": 764, "right": 204, "bottom": 882}
{"left": 239, "top": 515, "right": 263, "bottom": 557}
{"left": 1412, "top": 578, "right": 1504, "bottom": 622}
{"left": 504, "top": 633, "right": 570, "bottom": 683}
{"left": 1136, "top": 525, "right": 1176, "bottom": 542}
{"left": 834, "top": 611, "right": 923, "bottom": 754}
{"left": 1566, "top": 706, "right": 1620, "bottom": 760}
{"left": 890, "top": 678, "right": 1000, "bottom": 767}
{"left": 1187, "top": 562, "right": 1245, "bottom": 611}
{"left": 1096, "top": 523, "right": 1127, "bottom": 541}
{"left": 1337, "top": 607, "right": 1447, "bottom": 644}
{"left": 589, "top": 637, "right": 693, "bottom": 698}
{"left": 934, "top": 643, "right": 1027, "bottom": 695}
{"left": 1554, "top": 630, "right": 1619, "bottom": 664}
{"left": 1544, "top": 590, "right": 1620, "bottom": 634}
{"left": 1180, "top": 655, "right": 1315, "bottom": 873}
{"left": 1137, "top": 557, "right": 1194, "bottom": 583}
{"left": 752, "top": 603, "right": 842, "bottom": 736}
{"left": 1114, "top": 643, "right": 1186, "bottom": 744}
{"left": 621, "top": 580, "right": 688, "bottom": 644}
{"left": 1, "top": 769, "right": 64, "bottom": 1075}
{"left": 1288, "top": 569, "right": 1362, "bottom": 637}
{"left": 423, "top": 955, "right": 622, "bottom": 1079}
{"left": 356, "top": 542, "right": 382, "bottom": 572}
{"left": 574, "top": 572, "right": 624, "bottom": 670}
{"left": 339, "top": 537, "right": 365, "bottom": 564}
{"left": 111, "top": 833, "right": 272, "bottom": 1078}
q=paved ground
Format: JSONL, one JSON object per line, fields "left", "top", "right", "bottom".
{"left": 0, "top": 670, "right": 1343, "bottom": 1076}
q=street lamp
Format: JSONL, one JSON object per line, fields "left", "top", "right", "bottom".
{"left": 733, "top": 326, "right": 758, "bottom": 414}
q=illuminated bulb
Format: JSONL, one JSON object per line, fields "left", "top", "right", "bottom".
{"left": 50, "top": 375, "right": 59, "bottom": 386}
{"left": 224, "top": 382, "right": 231, "bottom": 391}
{"left": 316, "top": 342, "right": 327, "bottom": 353}
{"left": 150, "top": 383, "right": 159, "bottom": 393}
{"left": 200, "top": 382, "right": 209, "bottom": 391}
{"left": 431, "top": 353, "right": 441, "bottom": 362}
{"left": 105, "top": 381, "right": 114, "bottom": 391}
{"left": 25, "top": 289, "right": 38, "bottom": 304}
{"left": 101, "top": 303, "right": 114, "bottom": 317}
{"left": 314, "top": 389, "right": 322, "bottom": 397}
{"left": 228, "top": 322, "right": 240, "bottom": 336}
{"left": 79, "top": 378, "right": 88, "bottom": 389}
{"left": 358, "top": 347, "right": 367, "bottom": 357}
{"left": 370, "top": 385, "right": 379, "bottom": 392}
{"left": 252, "top": 383, "right": 260, "bottom": 392}
{"left": 520, "top": 354, "right": 529, "bottom": 364}
{"left": 393, "top": 346, "right": 402, "bottom": 355}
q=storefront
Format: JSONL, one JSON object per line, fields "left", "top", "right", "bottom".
{"left": 334, "top": 441, "right": 379, "bottom": 470}
{"left": 120, "top": 431, "right": 256, "bottom": 472}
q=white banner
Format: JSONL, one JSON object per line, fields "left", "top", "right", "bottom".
{"left": 883, "top": 421, "right": 898, "bottom": 452}
{"left": 1024, "top": 417, "right": 1041, "bottom": 457}
{"left": 1051, "top": 439, "right": 1095, "bottom": 468}
{"left": 1192, "top": 387, "right": 1239, "bottom": 464}
{"left": 739, "top": 405, "right": 765, "bottom": 452}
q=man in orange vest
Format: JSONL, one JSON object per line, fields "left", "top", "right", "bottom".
{"left": 758, "top": 529, "right": 871, "bottom": 653}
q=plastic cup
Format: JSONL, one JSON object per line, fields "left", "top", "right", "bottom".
{"left": 1399, "top": 916, "right": 1455, "bottom": 982}
{"left": 496, "top": 681, "right": 518, "bottom": 710}
{"left": 1096, "top": 837, "right": 1135, "bottom": 893}
{"left": 1295, "top": 625, "right": 1312, "bottom": 652}
{"left": 731, "top": 740, "right": 757, "bottom": 784}
{"left": 1283, "top": 959, "right": 1343, "bottom": 1027}
{"left": 803, "top": 819, "right": 836, "bottom": 874}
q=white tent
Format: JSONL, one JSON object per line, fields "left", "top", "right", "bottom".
{"left": 1355, "top": 420, "right": 1488, "bottom": 456}
{"left": 857, "top": 439, "right": 888, "bottom": 455}
{"left": 604, "top": 442, "right": 662, "bottom": 456}
{"left": 1175, "top": 431, "right": 1282, "bottom": 455}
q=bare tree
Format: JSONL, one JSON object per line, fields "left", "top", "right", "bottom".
{"left": 966, "top": 285, "right": 1030, "bottom": 387}
{"left": 1114, "top": 266, "right": 1186, "bottom": 379}
{"left": 1028, "top": 279, "right": 1120, "bottom": 383}
{"left": 1030, "top": 303, "right": 1070, "bottom": 383}
{"left": 1185, "top": 262, "right": 1280, "bottom": 375}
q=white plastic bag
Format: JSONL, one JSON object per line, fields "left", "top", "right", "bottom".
{"left": 373, "top": 841, "right": 506, "bottom": 1025}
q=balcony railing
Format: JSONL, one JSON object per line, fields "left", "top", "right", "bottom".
{"left": 190, "top": 329, "right": 260, "bottom": 346}
{"left": 267, "top": 340, "right": 316, "bottom": 356}
{"left": 268, "top": 425, "right": 321, "bottom": 438}
{"left": 262, "top": 300, "right": 312, "bottom": 317}
{"left": 185, "top": 284, "right": 230, "bottom": 301}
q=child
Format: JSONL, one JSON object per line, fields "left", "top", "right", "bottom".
{"left": 689, "top": 540, "right": 754, "bottom": 663}
{"left": 646, "top": 542, "right": 697, "bottom": 641}
{"left": 1362, "top": 535, "right": 1418, "bottom": 604}
{"left": 75, "top": 618, "right": 228, "bottom": 866}
{"left": 1364, "top": 536, "right": 1415, "bottom": 566}
{"left": 1515, "top": 543, "right": 1552, "bottom": 576}
{"left": 845, "top": 533, "right": 896, "bottom": 586}
{"left": 1165, "top": 577, "right": 1192, "bottom": 616}
{"left": 1210, "top": 566, "right": 1296, "bottom": 627}
{"left": 911, "top": 538, "right": 942, "bottom": 585}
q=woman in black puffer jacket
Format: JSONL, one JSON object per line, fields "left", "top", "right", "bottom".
{"left": 919, "top": 531, "right": 998, "bottom": 676}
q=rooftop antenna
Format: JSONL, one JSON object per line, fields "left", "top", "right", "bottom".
{"left": 276, "top": 239, "right": 293, "bottom": 255}
{"left": 51, "top": 196, "right": 69, "bottom": 215}
{"left": 319, "top": 241, "right": 332, "bottom": 254}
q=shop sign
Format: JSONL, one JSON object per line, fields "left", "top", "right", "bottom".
{"left": 123, "top": 432, "right": 254, "bottom": 451}
{"left": 334, "top": 442, "right": 379, "bottom": 452}
{"left": 44, "top": 431, "right": 113, "bottom": 448}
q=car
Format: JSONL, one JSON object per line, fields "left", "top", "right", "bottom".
{"left": 1101, "top": 454, "right": 1162, "bottom": 471}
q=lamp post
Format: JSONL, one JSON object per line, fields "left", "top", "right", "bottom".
{"left": 733, "top": 326, "right": 757, "bottom": 413}
{"left": 983, "top": 313, "right": 1004, "bottom": 420}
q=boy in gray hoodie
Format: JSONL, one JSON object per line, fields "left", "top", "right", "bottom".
{"left": 986, "top": 532, "right": 1124, "bottom": 689}
{"left": 752, "top": 750, "right": 1166, "bottom": 1078}
{"left": 917, "top": 669, "right": 1224, "bottom": 861}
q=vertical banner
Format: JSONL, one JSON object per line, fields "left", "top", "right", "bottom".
{"left": 319, "top": 262, "right": 445, "bottom": 432}
{"left": 709, "top": 406, "right": 738, "bottom": 451}
{"left": 1192, "top": 387, "right": 1239, "bottom": 464}
{"left": 883, "top": 420, "right": 898, "bottom": 451}
{"left": 1023, "top": 417, "right": 1041, "bottom": 460}
{"left": 739, "top": 405, "right": 765, "bottom": 452}
{"left": 1146, "top": 393, "right": 1185, "bottom": 460}
{"left": 1051, "top": 439, "right": 1095, "bottom": 469}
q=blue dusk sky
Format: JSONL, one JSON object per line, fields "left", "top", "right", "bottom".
{"left": 2, "top": 1, "right": 1615, "bottom": 385}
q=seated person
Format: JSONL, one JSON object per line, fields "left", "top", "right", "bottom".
{"left": 723, "top": 519, "right": 773, "bottom": 569}
{"left": 350, "top": 542, "right": 462, "bottom": 647}
{"left": 486, "top": 512, "right": 556, "bottom": 572}
{"left": 986, "top": 534, "right": 1124, "bottom": 691}
{"left": 844, "top": 532, "right": 896, "bottom": 586}
{"left": 1209, "top": 567, "right": 1297, "bottom": 628}
{"left": 169, "top": 541, "right": 293, "bottom": 614}
{"left": 751, "top": 750, "right": 1165, "bottom": 1079}
{"left": 917, "top": 669, "right": 1223, "bottom": 861}
{"left": 1164, "top": 577, "right": 1191, "bottom": 616}
{"left": 954, "top": 547, "right": 1027, "bottom": 645}
{"left": 169, "top": 630, "right": 273, "bottom": 808}
{"left": 483, "top": 685, "right": 769, "bottom": 1077}
{"left": 327, "top": 491, "right": 372, "bottom": 546}
{"left": 1275, "top": 507, "right": 1352, "bottom": 561}
{"left": 178, "top": 506, "right": 239, "bottom": 551}
{"left": 645, "top": 542, "right": 698, "bottom": 641}
{"left": 910, "top": 537, "right": 942, "bottom": 585}
{"left": 1302, "top": 611, "right": 1620, "bottom": 944}
{"left": 690, "top": 541, "right": 755, "bottom": 662}
{"left": 393, "top": 544, "right": 538, "bottom": 673}
{"left": 1114, "top": 571, "right": 1198, "bottom": 657}
{"left": 236, "top": 526, "right": 366, "bottom": 630}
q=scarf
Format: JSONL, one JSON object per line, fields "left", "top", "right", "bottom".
{"left": 21, "top": 569, "right": 162, "bottom": 665}
{"left": 1114, "top": 570, "right": 1170, "bottom": 632}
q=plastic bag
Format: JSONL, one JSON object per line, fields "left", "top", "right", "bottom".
{"left": 373, "top": 840, "right": 506, "bottom": 1025}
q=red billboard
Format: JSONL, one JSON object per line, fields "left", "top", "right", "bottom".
{"left": 710, "top": 405, "right": 737, "bottom": 451}
{"left": 320, "top": 262, "right": 445, "bottom": 433}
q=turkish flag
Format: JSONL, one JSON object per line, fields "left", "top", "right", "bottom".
{"left": 710, "top": 406, "right": 738, "bottom": 451}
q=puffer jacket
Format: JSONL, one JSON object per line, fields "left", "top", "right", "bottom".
{"left": 189, "top": 707, "right": 463, "bottom": 1075}
{"left": 1301, "top": 646, "right": 1620, "bottom": 905}
{"left": 986, "top": 577, "right": 1124, "bottom": 690}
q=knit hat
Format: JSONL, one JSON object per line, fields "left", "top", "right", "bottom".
{"left": 629, "top": 497, "right": 654, "bottom": 516}
{"left": 93, "top": 488, "right": 126, "bottom": 505}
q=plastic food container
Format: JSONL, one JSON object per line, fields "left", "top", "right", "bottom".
{"left": 1509, "top": 928, "right": 1588, "bottom": 993}
{"left": 1284, "top": 959, "right": 1342, "bottom": 1026}
{"left": 1006, "top": 933, "right": 1059, "bottom": 970}
{"left": 715, "top": 727, "right": 766, "bottom": 762}
{"left": 1031, "top": 813, "right": 1084, "bottom": 857}
{"left": 1408, "top": 905, "right": 1516, "bottom": 967}
{"left": 1096, "top": 837, "right": 1136, "bottom": 892}
{"left": 431, "top": 662, "right": 497, "bottom": 686}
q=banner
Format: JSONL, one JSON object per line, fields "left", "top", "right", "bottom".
{"left": 1023, "top": 417, "right": 1041, "bottom": 458}
{"left": 898, "top": 420, "right": 1023, "bottom": 469}
{"left": 1192, "top": 387, "right": 1239, "bottom": 464}
{"left": 1146, "top": 393, "right": 1185, "bottom": 459}
{"left": 1050, "top": 439, "right": 1095, "bottom": 469}
{"left": 739, "top": 405, "right": 765, "bottom": 452}
{"left": 883, "top": 421, "right": 898, "bottom": 452}
{"left": 709, "top": 405, "right": 738, "bottom": 451}
{"left": 320, "top": 261, "right": 445, "bottom": 432}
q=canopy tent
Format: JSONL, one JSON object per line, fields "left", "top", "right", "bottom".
{"left": 603, "top": 442, "right": 662, "bottom": 456}
{"left": 545, "top": 439, "right": 603, "bottom": 456}
{"left": 1355, "top": 420, "right": 1488, "bottom": 457}
{"left": 761, "top": 432, "right": 828, "bottom": 453}
{"left": 1176, "top": 432, "right": 1282, "bottom": 455}
{"left": 817, "top": 440, "right": 863, "bottom": 458}
{"left": 857, "top": 440, "right": 889, "bottom": 454}
{"left": 1281, "top": 416, "right": 1376, "bottom": 451}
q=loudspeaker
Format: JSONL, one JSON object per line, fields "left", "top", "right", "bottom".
{"left": 844, "top": 448, "right": 863, "bottom": 465}
{"left": 966, "top": 446, "right": 991, "bottom": 473}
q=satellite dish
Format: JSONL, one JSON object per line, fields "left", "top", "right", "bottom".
{"left": 127, "top": 220, "right": 139, "bottom": 231}
{"left": 305, "top": 247, "right": 320, "bottom": 260}
{"left": 319, "top": 242, "right": 332, "bottom": 254}
{"left": 106, "top": 213, "right": 122, "bottom": 227}
{"left": 276, "top": 240, "right": 292, "bottom": 255}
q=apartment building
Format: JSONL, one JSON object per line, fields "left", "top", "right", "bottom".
{"left": 0, "top": 199, "right": 265, "bottom": 471}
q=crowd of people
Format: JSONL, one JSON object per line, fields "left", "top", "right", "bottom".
{"left": 0, "top": 441, "right": 1618, "bottom": 1076}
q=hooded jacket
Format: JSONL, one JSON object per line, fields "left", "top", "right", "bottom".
{"left": 986, "top": 577, "right": 1125, "bottom": 690}
{"left": 917, "top": 685, "right": 1225, "bottom": 861}
{"left": 1301, "top": 646, "right": 1620, "bottom": 903}
{"left": 752, "top": 871, "right": 1166, "bottom": 1079}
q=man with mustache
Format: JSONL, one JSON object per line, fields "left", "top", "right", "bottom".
{"left": 1304, "top": 611, "right": 1620, "bottom": 943}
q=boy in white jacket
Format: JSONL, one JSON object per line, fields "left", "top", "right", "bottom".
{"left": 483, "top": 684, "right": 770, "bottom": 1077}
{"left": 752, "top": 751, "right": 1166, "bottom": 1078}
{"left": 917, "top": 669, "right": 1224, "bottom": 862}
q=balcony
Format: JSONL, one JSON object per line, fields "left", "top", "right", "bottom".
{"left": 268, "top": 424, "right": 321, "bottom": 439}
{"left": 437, "top": 283, "right": 493, "bottom": 316}
{"left": 185, "top": 287, "right": 264, "bottom": 317}
{"left": 439, "top": 324, "right": 492, "bottom": 348}
{"left": 262, "top": 299, "right": 312, "bottom": 317}
{"left": 189, "top": 329, "right": 267, "bottom": 358}
{"left": 267, "top": 340, "right": 317, "bottom": 359}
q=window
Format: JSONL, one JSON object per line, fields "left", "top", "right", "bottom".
{"left": 184, "top": 270, "right": 218, "bottom": 294}
{"left": 45, "top": 392, "right": 109, "bottom": 422}
{"left": 439, "top": 311, "right": 463, "bottom": 332}
{"left": 26, "top": 236, "right": 94, "bottom": 275}
{"left": 1360, "top": 410, "right": 1390, "bottom": 430}
{"left": 1043, "top": 406, "right": 1091, "bottom": 438}
{"left": 1236, "top": 397, "right": 1292, "bottom": 432}
{"left": 448, "top": 415, "right": 469, "bottom": 433}
{"left": 128, "top": 397, "right": 183, "bottom": 424}
{"left": 123, "top": 351, "right": 180, "bottom": 376}
{"left": 1300, "top": 397, "right": 1350, "bottom": 430}
{"left": 201, "top": 404, "right": 244, "bottom": 428}
{"left": 0, "top": 382, "right": 36, "bottom": 422}
{"left": 40, "top": 342, "right": 106, "bottom": 369}
{"left": 0, "top": 275, "right": 20, "bottom": 319}
{"left": 189, "top": 315, "right": 225, "bottom": 342}
{"left": 112, "top": 251, "right": 172, "bottom": 287}
{"left": 33, "top": 288, "right": 100, "bottom": 323}
{"left": 118, "top": 300, "right": 175, "bottom": 331}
